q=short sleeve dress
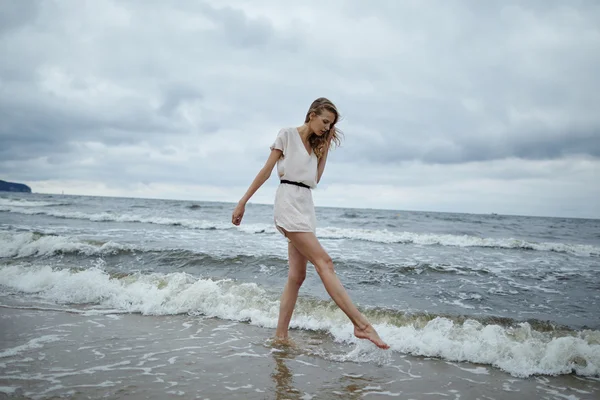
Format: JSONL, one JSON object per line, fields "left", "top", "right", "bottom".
{"left": 270, "top": 127, "right": 319, "bottom": 239}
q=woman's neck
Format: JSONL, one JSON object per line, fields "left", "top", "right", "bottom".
{"left": 297, "top": 124, "right": 313, "bottom": 141}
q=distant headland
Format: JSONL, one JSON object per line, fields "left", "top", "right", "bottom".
{"left": 0, "top": 180, "right": 32, "bottom": 193}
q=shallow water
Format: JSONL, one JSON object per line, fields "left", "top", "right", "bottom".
{"left": 1, "top": 192, "right": 599, "bottom": 387}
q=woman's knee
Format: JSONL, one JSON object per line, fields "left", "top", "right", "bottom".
{"left": 314, "top": 255, "right": 335, "bottom": 276}
{"left": 288, "top": 270, "right": 306, "bottom": 287}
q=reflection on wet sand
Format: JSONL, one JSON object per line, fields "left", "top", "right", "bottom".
{"left": 268, "top": 338, "right": 308, "bottom": 400}
{"left": 335, "top": 373, "right": 390, "bottom": 399}
{"left": 271, "top": 348, "right": 301, "bottom": 400}
{"left": 269, "top": 339, "right": 382, "bottom": 400}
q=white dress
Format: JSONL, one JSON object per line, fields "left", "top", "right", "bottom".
{"left": 270, "top": 127, "right": 319, "bottom": 239}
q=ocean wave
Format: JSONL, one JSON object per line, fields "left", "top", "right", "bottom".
{"left": 0, "top": 231, "right": 595, "bottom": 290}
{"left": 0, "top": 206, "right": 273, "bottom": 233}
{"left": 0, "top": 265, "right": 598, "bottom": 378}
{"left": 0, "top": 198, "right": 66, "bottom": 207}
{"left": 340, "top": 211, "right": 361, "bottom": 219}
{"left": 0, "top": 233, "right": 287, "bottom": 270}
{"left": 0, "top": 232, "right": 500, "bottom": 280}
{"left": 316, "top": 227, "right": 599, "bottom": 257}
{"left": 0, "top": 232, "right": 134, "bottom": 258}
{"left": 2, "top": 206, "right": 597, "bottom": 256}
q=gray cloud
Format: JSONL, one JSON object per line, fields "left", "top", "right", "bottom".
{"left": 158, "top": 83, "right": 204, "bottom": 116}
{"left": 0, "top": 0, "right": 41, "bottom": 34}
{"left": 0, "top": 0, "right": 599, "bottom": 217}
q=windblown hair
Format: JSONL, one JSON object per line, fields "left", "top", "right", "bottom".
{"left": 305, "top": 97, "right": 344, "bottom": 158}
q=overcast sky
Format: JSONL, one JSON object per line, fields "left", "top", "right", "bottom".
{"left": 1, "top": 0, "right": 599, "bottom": 218}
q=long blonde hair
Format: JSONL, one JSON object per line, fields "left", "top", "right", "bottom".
{"left": 305, "top": 97, "right": 343, "bottom": 158}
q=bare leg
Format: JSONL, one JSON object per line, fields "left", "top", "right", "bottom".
{"left": 285, "top": 230, "right": 389, "bottom": 349}
{"left": 274, "top": 241, "right": 307, "bottom": 340}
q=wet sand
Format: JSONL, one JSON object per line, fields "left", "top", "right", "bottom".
{"left": 0, "top": 305, "right": 598, "bottom": 400}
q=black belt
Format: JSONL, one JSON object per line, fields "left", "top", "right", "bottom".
{"left": 280, "top": 179, "right": 311, "bottom": 189}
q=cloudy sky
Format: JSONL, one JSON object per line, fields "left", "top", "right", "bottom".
{"left": 1, "top": 0, "right": 599, "bottom": 218}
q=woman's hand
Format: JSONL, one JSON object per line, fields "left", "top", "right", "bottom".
{"left": 232, "top": 202, "right": 245, "bottom": 226}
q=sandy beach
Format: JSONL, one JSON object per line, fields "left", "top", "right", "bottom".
{"left": 1, "top": 301, "right": 598, "bottom": 400}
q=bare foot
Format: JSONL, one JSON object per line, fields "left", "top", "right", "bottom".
{"left": 272, "top": 335, "right": 297, "bottom": 349}
{"left": 354, "top": 324, "right": 390, "bottom": 349}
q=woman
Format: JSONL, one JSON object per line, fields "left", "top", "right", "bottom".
{"left": 231, "top": 98, "right": 389, "bottom": 349}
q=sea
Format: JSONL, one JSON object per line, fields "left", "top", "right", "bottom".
{"left": 1, "top": 192, "right": 599, "bottom": 399}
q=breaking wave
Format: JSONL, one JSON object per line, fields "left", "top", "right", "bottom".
{"left": 0, "top": 265, "right": 598, "bottom": 378}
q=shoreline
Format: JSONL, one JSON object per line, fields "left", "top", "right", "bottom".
{"left": 1, "top": 305, "right": 598, "bottom": 400}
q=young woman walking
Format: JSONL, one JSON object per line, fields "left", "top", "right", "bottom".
{"left": 232, "top": 98, "right": 389, "bottom": 349}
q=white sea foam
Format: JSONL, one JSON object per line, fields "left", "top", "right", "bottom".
{"left": 0, "top": 205, "right": 273, "bottom": 233}
{"left": 0, "top": 265, "right": 598, "bottom": 378}
{"left": 0, "top": 334, "right": 64, "bottom": 358}
{"left": 0, "top": 231, "right": 270, "bottom": 262}
{"left": 0, "top": 387, "right": 18, "bottom": 395}
{"left": 0, "top": 198, "right": 59, "bottom": 207}
{"left": 0, "top": 232, "right": 132, "bottom": 258}
{"left": 316, "top": 227, "right": 599, "bottom": 257}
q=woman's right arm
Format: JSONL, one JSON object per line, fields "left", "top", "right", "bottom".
{"left": 232, "top": 149, "right": 282, "bottom": 225}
